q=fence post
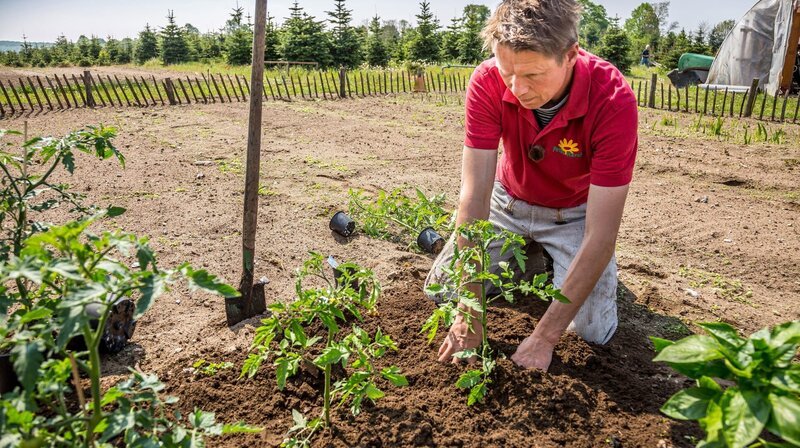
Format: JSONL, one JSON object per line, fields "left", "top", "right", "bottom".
{"left": 647, "top": 73, "right": 657, "bottom": 108}
{"left": 338, "top": 68, "right": 346, "bottom": 98}
{"left": 83, "top": 70, "right": 94, "bottom": 108}
{"left": 164, "top": 78, "right": 177, "bottom": 105}
{"left": 743, "top": 78, "right": 759, "bottom": 118}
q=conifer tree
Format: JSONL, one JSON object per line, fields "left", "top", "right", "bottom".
{"left": 365, "top": 15, "right": 389, "bottom": 67}
{"left": 225, "top": 6, "right": 254, "bottom": 65}
{"left": 458, "top": 4, "right": 489, "bottom": 64}
{"left": 264, "top": 16, "right": 281, "bottom": 61}
{"left": 597, "top": 20, "right": 632, "bottom": 73}
{"left": 326, "top": 0, "right": 362, "bottom": 68}
{"left": 160, "top": 10, "right": 190, "bottom": 65}
{"left": 135, "top": 24, "right": 159, "bottom": 63}
{"left": 440, "top": 17, "right": 462, "bottom": 62}
{"left": 279, "top": 2, "right": 332, "bottom": 66}
{"left": 408, "top": 1, "right": 440, "bottom": 63}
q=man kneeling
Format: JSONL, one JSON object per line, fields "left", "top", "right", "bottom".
{"left": 425, "top": 0, "right": 638, "bottom": 371}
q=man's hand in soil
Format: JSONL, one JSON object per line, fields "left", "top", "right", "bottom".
{"left": 437, "top": 313, "right": 482, "bottom": 364}
{"left": 511, "top": 333, "right": 556, "bottom": 371}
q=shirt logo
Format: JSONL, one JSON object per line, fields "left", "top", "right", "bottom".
{"left": 553, "top": 138, "right": 582, "bottom": 158}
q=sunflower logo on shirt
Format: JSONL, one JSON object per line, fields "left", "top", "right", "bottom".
{"left": 554, "top": 138, "right": 582, "bottom": 157}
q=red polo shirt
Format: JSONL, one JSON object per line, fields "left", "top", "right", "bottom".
{"left": 464, "top": 50, "right": 638, "bottom": 208}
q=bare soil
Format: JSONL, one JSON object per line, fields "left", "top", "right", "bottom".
{"left": 2, "top": 88, "right": 798, "bottom": 447}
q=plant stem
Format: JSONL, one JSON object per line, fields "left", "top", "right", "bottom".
{"left": 323, "top": 327, "right": 333, "bottom": 427}
{"left": 85, "top": 304, "right": 112, "bottom": 446}
{"left": 480, "top": 246, "right": 488, "bottom": 349}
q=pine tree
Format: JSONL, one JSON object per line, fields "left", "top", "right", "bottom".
{"left": 365, "top": 15, "right": 389, "bottom": 67}
{"left": 225, "top": 6, "right": 254, "bottom": 65}
{"left": 408, "top": 1, "right": 440, "bottom": 63}
{"left": 440, "top": 17, "right": 462, "bottom": 62}
{"left": 458, "top": 4, "right": 489, "bottom": 64}
{"left": 20, "top": 34, "right": 33, "bottom": 64}
{"left": 264, "top": 16, "right": 281, "bottom": 61}
{"left": 597, "top": 20, "right": 632, "bottom": 74}
{"left": 118, "top": 38, "right": 134, "bottom": 63}
{"left": 279, "top": 2, "right": 332, "bottom": 66}
{"left": 326, "top": 0, "right": 362, "bottom": 68}
{"left": 160, "top": 10, "right": 190, "bottom": 65}
{"left": 105, "top": 36, "right": 121, "bottom": 63}
{"left": 52, "top": 34, "right": 73, "bottom": 65}
{"left": 135, "top": 24, "right": 159, "bottom": 63}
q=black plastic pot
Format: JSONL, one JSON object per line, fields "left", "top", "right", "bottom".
{"left": 67, "top": 298, "right": 136, "bottom": 354}
{"left": 417, "top": 227, "right": 445, "bottom": 254}
{"left": 327, "top": 256, "right": 359, "bottom": 290}
{"left": 0, "top": 352, "right": 19, "bottom": 394}
{"left": 329, "top": 211, "right": 355, "bottom": 237}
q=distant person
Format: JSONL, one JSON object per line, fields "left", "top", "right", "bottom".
{"left": 641, "top": 44, "right": 651, "bottom": 67}
{"left": 426, "top": 0, "right": 638, "bottom": 371}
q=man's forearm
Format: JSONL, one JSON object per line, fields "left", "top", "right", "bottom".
{"left": 532, "top": 233, "right": 616, "bottom": 344}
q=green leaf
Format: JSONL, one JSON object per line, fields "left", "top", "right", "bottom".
{"left": 184, "top": 267, "right": 239, "bottom": 298}
{"left": 190, "top": 409, "right": 217, "bottom": 429}
{"left": 459, "top": 297, "right": 483, "bottom": 313}
{"left": 222, "top": 422, "right": 263, "bottom": 434}
{"left": 653, "top": 335, "right": 724, "bottom": 364}
{"left": 651, "top": 336, "right": 675, "bottom": 353}
{"left": 365, "top": 383, "right": 384, "bottom": 401}
{"left": 18, "top": 307, "right": 51, "bottom": 324}
{"left": 99, "top": 410, "right": 136, "bottom": 442}
{"left": 136, "top": 274, "right": 166, "bottom": 320}
{"left": 771, "top": 371, "right": 800, "bottom": 394}
{"left": 105, "top": 206, "right": 126, "bottom": 217}
{"left": 12, "top": 340, "right": 44, "bottom": 392}
{"left": 424, "top": 283, "right": 444, "bottom": 295}
{"left": 452, "top": 349, "right": 477, "bottom": 360}
{"left": 275, "top": 358, "right": 290, "bottom": 390}
{"left": 698, "top": 322, "right": 745, "bottom": 349}
{"left": 467, "top": 381, "right": 487, "bottom": 406}
{"left": 660, "top": 387, "right": 719, "bottom": 420}
{"left": 314, "top": 347, "right": 343, "bottom": 367}
{"left": 456, "top": 370, "right": 482, "bottom": 389}
{"left": 720, "top": 389, "right": 769, "bottom": 448}
{"left": 381, "top": 367, "right": 408, "bottom": 387}
{"left": 291, "top": 409, "right": 307, "bottom": 430}
{"left": 767, "top": 393, "right": 800, "bottom": 445}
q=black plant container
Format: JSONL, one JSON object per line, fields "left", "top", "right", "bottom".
{"left": 417, "top": 227, "right": 445, "bottom": 254}
{"left": 67, "top": 298, "right": 137, "bottom": 354}
{"left": 329, "top": 211, "right": 356, "bottom": 237}
{"left": 0, "top": 352, "right": 19, "bottom": 394}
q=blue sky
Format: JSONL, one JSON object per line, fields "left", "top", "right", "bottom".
{"left": 0, "top": 0, "right": 757, "bottom": 42}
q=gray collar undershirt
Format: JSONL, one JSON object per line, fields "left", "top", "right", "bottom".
{"left": 533, "top": 94, "right": 569, "bottom": 128}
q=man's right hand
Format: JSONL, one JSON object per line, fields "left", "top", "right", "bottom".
{"left": 437, "top": 314, "right": 483, "bottom": 364}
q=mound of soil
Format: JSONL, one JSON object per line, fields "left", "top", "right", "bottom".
{"left": 167, "top": 270, "right": 699, "bottom": 447}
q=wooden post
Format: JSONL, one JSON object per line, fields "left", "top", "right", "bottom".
{"left": 89, "top": 75, "right": 106, "bottom": 107}
{"left": 19, "top": 78, "right": 36, "bottom": 110}
{"left": 54, "top": 75, "right": 71, "bottom": 108}
{"left": 69, "top": 74, "right": 85, "bottom": 106}
{"left": 63, "top": 75, "right": 79, "bottom": 107}
{"left": 346, "top": 73, "right": 352, "bottom": 98}
{"left": 151, "top": 75, "right": 165, "bottom": 105}
{"left": 111, "top": 75, "right": 129, "bottom": 106}
{"left": 659, "top": 82, "right": 664, "bottom": 109}
{"left": 793, "top": 92, "right": 800, "bottom": 123}
{"left": 295, "top": 75, "right": 305, "bottom": 99}
{"left": 779, "top": 91, "right": 788, "bottom": 122}
{"left": 402, "top": 71, "right": 407, "bottom": 93}
{"left": 224, "top": 74, "right": 238, "bottom": 101}
{"left": 739, "top": 89, "right": 747, "bottom": 117}
{"left": 338, "top": 68, "right": 346, "bottom": 98}
{"left": 220, "top": 74, "right": 234, "bottom": 102}
{"left": 164, "top": 78, "right": 177, "bottom": 105}
{"left": 200, "top": 73, "right": 216, "bottom": 103}
{"left": 35, "top": 76, "right": 54, "bottom": 111}
{"left": 137, "top": 76, "right": 154, "bottom": 106}
{"left": 80, "top": 71, "right": 93, "bottom": 108}
{"left": 9, "top": 80, "right": 25, "bottom": 111}
{"left": 324, "top": 71, "right": 334, "bottom": 99}
{"left": 232, "top": 0, "right": 269, "bottom": 326}
{"left": 96, "top": 75, "right": 113, "bottom": 107}
{"left": 187, "top": 77, "right": 201, "bottom": 103}
{"left": 44, "top": 76, "right": 63, "bottom": 109}
{"left": 667, "top": 84, "right": 672, "bottom": 111}
{"left": 317, "top": 72, "right": 326, "bottom": 100}
{"left": 359, "top": 71, "right": 366, "bottom": 97}
{"left": 729, "top": 91, "right": 736, "bottom": 117}
{"left": 743, "top": 78, "right": 759, "bottom": 117}
{"left": 702, "top": 86, "right": 709, "bottom": 115}
{"left": 280, "top": 74, "right": 291, "bottom": 100}
{"left": 684, "top": 85, "right": 689, "bottom": 112}
{"left": 636, "top": 81, "right": 642, "bottom": 106}
{"left": 770, "top": 90, "right": 778, "bottom": 121}
{"left": 720, "top": 88, "right": 728, "bottom": 117}
{"left": 0, "top": 80, "right": 15, "bottom": 114}
{"left": 366, "top": 72, "right": 372, "bottom": 96}
{"left": 710, "top": 88, "right": 717, "bottom": 116}
{"left": 209, "top": 74, "right": 225, "bottom": 102}
{"left": 0, "top": 98, "right": 4, "bottom": 118}
{"left": 694, "top": 85, "right": 699, "bottom": 113}
{"left": 266, "top": 76, "right": 277, "bottom": 100}
{"left": 648, "top": 73, "right": 657, "bottom": 108}
{"left": 235, "top": 74, "right": 247, "bottom": 99}
{"left": 758, "top": 89, "right": 767, "bottom": 120}
{"left": 176, "top": 78, "right": 191, "bottom": 104}
{"left": 124, "top": 77, "right": 142, "bottom": 107}
{"left": 261, "top": 77, "right": 269, "bottom": 102}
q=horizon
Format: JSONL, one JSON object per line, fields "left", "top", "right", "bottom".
{"left": 0, "top": 0, "right": 756, "bottom": 43}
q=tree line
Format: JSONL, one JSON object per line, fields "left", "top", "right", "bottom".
{"left": 0, "top": 0, "right": 733, "bottom": 73}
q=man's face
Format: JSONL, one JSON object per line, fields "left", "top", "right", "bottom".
{"left": 494, "top": 43, "right": 579, "bottom": 110}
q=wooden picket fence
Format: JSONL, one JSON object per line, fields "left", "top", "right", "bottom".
{"left": 0, "top": 68, "right": 469, "bottom": 118}
{"left": 631, "top": 74, "right": 800, "bottom": 124}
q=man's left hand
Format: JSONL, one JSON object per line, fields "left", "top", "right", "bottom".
{"left": 511, "top": 334, "right": 557, "bottom": 371}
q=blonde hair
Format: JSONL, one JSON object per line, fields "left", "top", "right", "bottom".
{"left": 482, "top": 0, "right": 581, "bottom": 61}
